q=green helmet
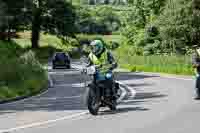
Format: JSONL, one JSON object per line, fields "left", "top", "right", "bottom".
{"left": 90, "top": 40, "right": 104, "bottom": 55}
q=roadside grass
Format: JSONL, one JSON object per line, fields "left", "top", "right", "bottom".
{"left": 114, "top": 47, "right": 194, "bottom": 75}
{"left": 15, "top": 31, "right": 77, "bottom": 64}
{"left": 16, "top": 31, "right": 64, "bottom": 48}
{"left": 0, "top": 40, "right": 48, "bottom": 101}
{"left": 77, "top": 34, "right": 123, "bottom": 43}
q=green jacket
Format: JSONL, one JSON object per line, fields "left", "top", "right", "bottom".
{"left": 88, "top": 49, "right": 117, "bottom": 75}
{"left": 192, "top": 48, "right": 200, "bottom": 73}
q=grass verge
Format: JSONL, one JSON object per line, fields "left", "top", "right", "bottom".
{"left": 0, "top": 40, "right": 48, "bottom": 101}
{"left": 114, "top": 47, "right": 194, "bottom": 75}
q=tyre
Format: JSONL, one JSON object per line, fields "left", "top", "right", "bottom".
{"left": 66, "top": 65, "right": 71, "bottom": 69}
{"left": 109, "top": 99, "right": 117, "bottom": 111}
{"left": 86, "top": 87, "right": 100, "bottom": 115}
{"left": 52, "top": 64, "right": 56, "bottom": 69}
{"left": 194, "top": 87, "right": 200, "bottom": 99}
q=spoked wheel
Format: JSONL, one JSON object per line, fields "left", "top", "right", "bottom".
{"left": 87, "top": 88, "right": 100, "bottom": 115}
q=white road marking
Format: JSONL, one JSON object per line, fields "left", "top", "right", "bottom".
{"left": 48, "top": 74, "right": 54, "bottom": 88}
{"left": 56, "top": 83, "right": 84, "bottom": 87}
{"left": 48, "top": 71, "right": 80, "bottom": 75}
{"left": 37, "top": 95, "right": 81, "bottom": 100}
{"left": 117, "top": 81, "right": 136, "bottom": 99}
{"left": 0, "top": 112, "right": 88, "bottom": 133}
{"left": 116, "top": 84, "right": 127, "bottom": 103}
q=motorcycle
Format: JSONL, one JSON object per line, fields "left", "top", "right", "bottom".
{"left": 81, "top": 65, "right": 120, "bottom": 115}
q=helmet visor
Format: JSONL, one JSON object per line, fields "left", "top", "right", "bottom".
{"left": 91, "top": 45, "right": 100, "bottom": 54}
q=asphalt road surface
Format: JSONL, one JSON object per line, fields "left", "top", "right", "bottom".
{"left": 0, "top": 62, "right": 199, "bottom": 133}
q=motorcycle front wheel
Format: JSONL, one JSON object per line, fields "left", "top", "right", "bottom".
{"left": 86, "top": 87, "right": 100, "bottom": 115}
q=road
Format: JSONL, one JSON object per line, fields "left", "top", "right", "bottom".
{"left": 0, "top": 62, "right": 199, "bottom": 133}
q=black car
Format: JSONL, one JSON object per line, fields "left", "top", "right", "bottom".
{"left": 52, "top": 52, "right": 71, "bottom": 69}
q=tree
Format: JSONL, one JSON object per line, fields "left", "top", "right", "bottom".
{"left": 31, "top": 0, "right": 76, "bottom": 48}
{"left": 95, "top": 7, "right": 121, "bottom": 31}
{"left": 42, "top": 0, "right": 76, "bottom": 39}
{"left": 0, "top": 1, "right": 8, "bottom": 40}
{"left": 192, "top": 0, "right": 200, "bottom": 46}
{"left": 76, "top": 6, "right": 121, "bottom": 34}
{"left": 0, "top": 0, "right": 32, "bottom": 41}
{"left": 155, "top": 0, "right": 198, "bottom": 54}
{"left": 31, "top": 0, "right": 42, "bottom": 48}
{"left": 121, "top": 0, "right": 167, "bottom": 55}
{"left": 0, "top": 0, "right": 76, "bottom": 47}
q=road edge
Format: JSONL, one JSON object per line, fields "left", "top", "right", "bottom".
{"left": 0, "top": 74, "right": 53, "bottom": 105}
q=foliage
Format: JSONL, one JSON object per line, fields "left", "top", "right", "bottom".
{"left": 31, "top": 0, "right": 77, "bottom": 48}
{"left": 0, "top": 0, "right": 32, "bottom": 40}
{"left": 0, "top": 40, "right": 47, "bottom": 100}
{"left": 75, "top": 6, "right": 121, "bottom": 34}
{"left": 121, "top": 0, "right": 200, "bottom": 55}
{"left": 14, "top": 31, "right": 79, "bottom": 64}
{"left": 114, "top": 47, "right": 194, "bottom": 75}
{"left": 42, "top": 0, "right": 76, "bottom": 38}
{"left": 0, "top": 0, "right": 76, "bottom": 48}
{"left": 121, "top": 0, "right": 166, "bottom": 54}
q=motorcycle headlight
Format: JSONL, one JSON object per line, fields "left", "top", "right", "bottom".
{"left": 106, "top": 73, "right": 112, "bottom": 79}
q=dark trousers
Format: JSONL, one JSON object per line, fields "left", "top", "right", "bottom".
{"left": 196, "top": 73, "right": 200, "bottom": 96}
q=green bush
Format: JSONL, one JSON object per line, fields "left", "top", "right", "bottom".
{"left": 155, "top": 0, "right": 196, "bottom": 54}
{"left": 75, "top": 6, "right": 121, "bottom": 34}
{"left": 0, "top": 43, "right": 47, "bottom": 100}
{"left": 121, "top": 0, "right": 199, "bottom": 55}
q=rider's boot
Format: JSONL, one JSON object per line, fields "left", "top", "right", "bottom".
{"left": 195, "top": 74, "right": 200, "bottom": 100}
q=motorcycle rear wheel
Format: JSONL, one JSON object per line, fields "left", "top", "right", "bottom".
{"left": 108, "top": 99, "right": 117, "bottom": 111}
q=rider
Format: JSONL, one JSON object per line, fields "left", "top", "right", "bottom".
{"left": 87, "top": 39, "right": 118, "bottom": 97}
{"left": 192, "top": 47, "right": 200, "bottom": 99}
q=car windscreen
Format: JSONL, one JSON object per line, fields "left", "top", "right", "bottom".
{"left": 55, "top": 53, "right": 67, "bottom": 60}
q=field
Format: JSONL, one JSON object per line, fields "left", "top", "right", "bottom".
{"left": 115, "top": 47, "right": 194, "bottom": 75}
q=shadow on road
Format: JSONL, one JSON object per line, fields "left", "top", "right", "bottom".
{"left": 115, "top": 72, "right": 159, "bottom": 81}
{"left": 135, "top": 92, "right": 167, "bottom": 100}
{"left": 127, "top": 83, "right": 154, "bottom": 88}
{"left": 99, "top": 107, "right": 149, "bottom": 115}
